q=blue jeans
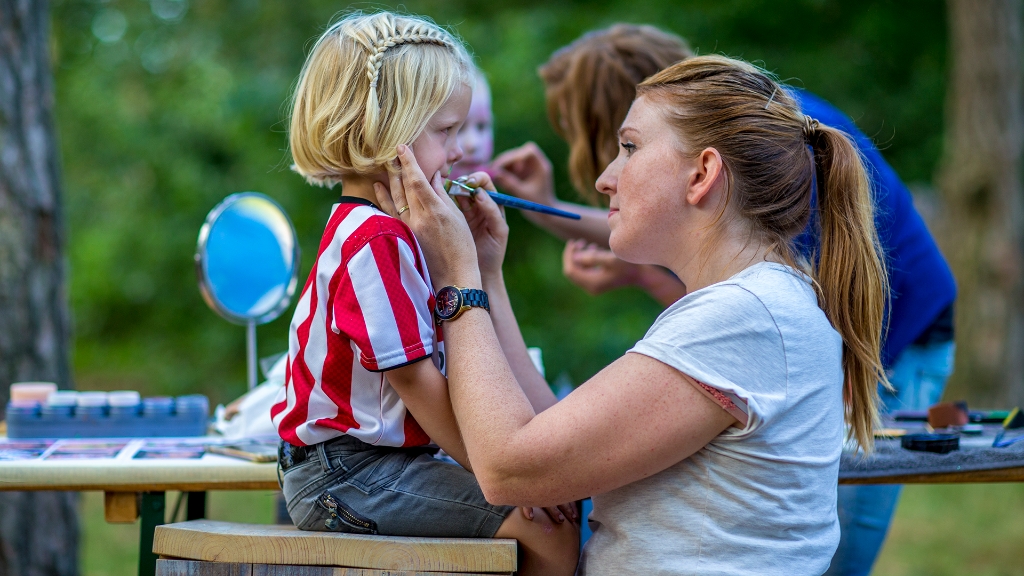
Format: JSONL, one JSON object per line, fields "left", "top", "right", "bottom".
{"left": 280, "top": 435, "right": 514, "bottom": 537}
{"left": 825, "top": 341, "right": 955, "bottom": 576}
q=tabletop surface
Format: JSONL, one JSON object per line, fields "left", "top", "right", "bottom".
{"left": 840, "top": 427, "right": 1024, "bottom": 484}
{"left": 0, "top": 437, "right": 279, "bottom": 492}
{"left": 4, "top": 434, "right": 1024, "bottom": 492}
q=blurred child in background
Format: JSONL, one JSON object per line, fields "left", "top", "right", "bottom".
{"left": 452, "top": 70, "right": 494, "bottom": 179}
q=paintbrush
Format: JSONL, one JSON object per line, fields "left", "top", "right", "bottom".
{"left": 443, "top": 178, "right": 581, "bottom": 220}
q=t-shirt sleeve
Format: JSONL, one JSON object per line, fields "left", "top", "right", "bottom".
{"left": 332, "top": 231, "right": 436, "bottom": 372}
{"left": 629, "top": 284, "right": 788, "bottom": 436}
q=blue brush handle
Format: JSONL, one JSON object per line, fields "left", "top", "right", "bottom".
{"left": 484, "top": 190, "right": 582, "bottom": 220}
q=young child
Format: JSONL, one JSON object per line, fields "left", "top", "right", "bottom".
{"left": 451, "top": 70, "right": 494, "bottom": 179}
{"left": 270, "top": 12, "right": 578, "bottom": 575}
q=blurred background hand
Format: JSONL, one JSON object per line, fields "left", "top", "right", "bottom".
{"left": 563, "top": 240, "right": 687, "bottom": 306}
{"left": 493, "top": 142, "right": 557, "bottom": 207}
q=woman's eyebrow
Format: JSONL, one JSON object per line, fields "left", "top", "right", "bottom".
{"left": 618, "top": 126, "right": 639, "bottom": 139}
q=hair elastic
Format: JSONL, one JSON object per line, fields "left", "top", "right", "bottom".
{"left": 802, "top": 115, "right": 819, "bottom": 139}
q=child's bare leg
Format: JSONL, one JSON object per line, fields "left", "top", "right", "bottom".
{"left": 494, "top": 507, "right": 579, "bottom": 576}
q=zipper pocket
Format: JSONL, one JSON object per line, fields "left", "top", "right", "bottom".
{"left": 315, "top": 491, "right": 378, "bottom": 534}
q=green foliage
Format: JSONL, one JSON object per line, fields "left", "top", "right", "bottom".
{"left": 52, "top": 0, "right": 946, "bottom": 405}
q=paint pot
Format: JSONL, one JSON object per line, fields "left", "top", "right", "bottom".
{"left": 6, "top": 400, "right": 41, "bottom": 418}
{"left": 143, "top": 396, "right": 174, "bottom": 417}
{"left": 74, "top": 392, "right": 108, "bottom": 419}
{"left": 76, "top": 392, "right": 108, "bottom": 408}
{"left": 901, "top": 432, "right": 959, "bottom": 454}
{"left": 10, "top": 382, "right": 58, "bottom": 403}
{"left": 175, "top": 394, "right": 209, "bottom": 417}
{"left": 46, "top": 391, "right": 78, "bottom": 407}
{"left": 108, "top": 391, "right": 142, "bottom": 418}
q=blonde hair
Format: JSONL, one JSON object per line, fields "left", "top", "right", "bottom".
{"left": 289, "top": 12, "right": 473, "bottom": 186}
{"left": 539, "top": 25, "right": 692, "bottom": 203}
{"left": 638, "top": 56, "right": 889, "bottom": 451}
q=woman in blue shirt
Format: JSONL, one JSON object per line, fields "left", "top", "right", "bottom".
{"left": 491, "top": 25, "right": 955, "bottom": 576}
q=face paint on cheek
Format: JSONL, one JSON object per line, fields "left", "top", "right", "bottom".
{"left": 479, "top": 127, "right": 494, "bottom": 160}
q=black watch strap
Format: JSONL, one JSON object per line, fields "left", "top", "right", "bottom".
{"left": 462, "top": 288, "right": 489, "bottom": 312}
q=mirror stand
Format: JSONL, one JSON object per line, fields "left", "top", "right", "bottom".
{"left": 195, "top": 192, "right": 299, "bottom": 393}
{"left": 246, "top": 320, "right": 258, "bottom": 390}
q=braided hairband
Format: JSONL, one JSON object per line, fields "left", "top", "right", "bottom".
{"left": 365, "top": 30, "right": 450, "bottom": 88}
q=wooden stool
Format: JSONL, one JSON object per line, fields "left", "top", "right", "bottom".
{"left": 152, "top": 519, "right": 517, "bottom": 575}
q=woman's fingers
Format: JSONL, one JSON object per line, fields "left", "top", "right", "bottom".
{"left": 546, "top": 506, "right": 566, "bottom": 523}
{"left": 519, "top": 504, "right": 577, "bottom": 525}
{"left": 385, "top": 163, "right": 410, "bottom": 222}
{"left": 464, "top": 171, "right": 496, "bottom": 192}
{"left": 397, "top": 144, "right": 441, "bottom": 210}
{"left": 557, "top": 502, "right": 579, "bottom": 523}
{"left": 373, "top": 181, "right": 398, "bottom": 217}
{"left": 455, "top": 173, "right": 506, "bottom": 228}
{"left": 493, "top": 142, "right": 550, "bottom": 174}
{"left": 454, "top": 194, "right": 474, "bottom": 212}
{"left": 492, "top": 144, "right": 538, "bottom": 188}
{"left": 562, "top": 239, "right": 586, "bottom": 271}
{"left": 492, "top": 143, "right": 533, "bottom": 172}
{"left": 573, "top": 244, "right": 618, "bottom": 268}
{"left": 468, "top": 181, "right": 504, "bottom": 221}
{"left": 429, "top": 169, "right": 449, "bottom": 199}
{"left": 390, "top": 144, "right": 482, "bottom": 289}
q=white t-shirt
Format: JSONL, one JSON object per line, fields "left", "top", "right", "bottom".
{"left": 579, "top": 262, "right": 844, "bottom": 576}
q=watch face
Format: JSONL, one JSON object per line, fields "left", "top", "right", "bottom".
{"left": 435, "top": 286, "right": 463, "bottom": 320}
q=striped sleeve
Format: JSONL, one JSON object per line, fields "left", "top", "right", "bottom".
{"left": 333, "top": 231, "right": 435, "bottom": 372}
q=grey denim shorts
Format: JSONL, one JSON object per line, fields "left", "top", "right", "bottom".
{"left": 280, "top": 435, "right": 515, "bottom": 538}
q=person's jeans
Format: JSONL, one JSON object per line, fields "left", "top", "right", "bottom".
{"left": 825, "top": 341, "right": 955, "bottom": 576}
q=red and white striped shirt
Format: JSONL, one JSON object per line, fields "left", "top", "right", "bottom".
{"left": 271, "top": 197, "right": 443, "bottom": 447}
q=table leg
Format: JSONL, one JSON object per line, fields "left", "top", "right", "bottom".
{"left": 186, "top": 491, "right": 206, "bottom": 520}
{"left": 138, "top": 491, "right": 165, "bottom": 576}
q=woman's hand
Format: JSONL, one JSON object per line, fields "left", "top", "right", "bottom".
{"left": 373, "top": 145, "right": 480, "bottom": 289}
{"left": 521, "top": 502, "right": 579, "bottom": 525}
{"left": 492, "top": 142, "right": 557, "bottom": 207}
{"left": 459, "top": 172, "right": 509, "bottom": 284}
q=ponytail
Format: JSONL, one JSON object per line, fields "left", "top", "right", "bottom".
{"left": 810, "top": 123, "right": 890, "bottom": 451}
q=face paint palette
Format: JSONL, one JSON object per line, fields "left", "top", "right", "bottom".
{"left": 5, "top": 391, "right": 208, "bottom": 439}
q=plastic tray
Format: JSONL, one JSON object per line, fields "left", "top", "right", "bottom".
{"left": 5, "top": 396, "right": 209, "bottom": 439}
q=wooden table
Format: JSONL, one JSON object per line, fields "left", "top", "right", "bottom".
{"left": 839, "top": 433, "right": 1024, "bottom": 485}
{"left": 0, "top": 439, "right": 278, "bottom": 576}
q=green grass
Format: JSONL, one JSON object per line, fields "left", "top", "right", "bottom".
{"left": 873, "top": 484, "right": 1024, "bottom": 576}
{"left": 80, "top": 484, "right": 1024, "bottom": 575}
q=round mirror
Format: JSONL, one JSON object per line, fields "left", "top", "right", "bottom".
{"left": 196, "top": 192, "right": 299, "bottom": 325}
{"left": 196, "top": 192, "right": 299, "bottom": 389}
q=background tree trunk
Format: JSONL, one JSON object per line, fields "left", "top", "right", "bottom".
{"left": 0, "top": 1, "right": 78, "bottom": 575}
{"left": 937, "top": 0, "right": 1024, "bottom": 406}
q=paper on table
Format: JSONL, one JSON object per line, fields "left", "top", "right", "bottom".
{"left": 0, "top": 440, "right": 53, "bottom": 461}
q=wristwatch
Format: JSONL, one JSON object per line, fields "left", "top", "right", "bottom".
{"left": 434, "top": 286, "right": 489, "bottom": 323}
